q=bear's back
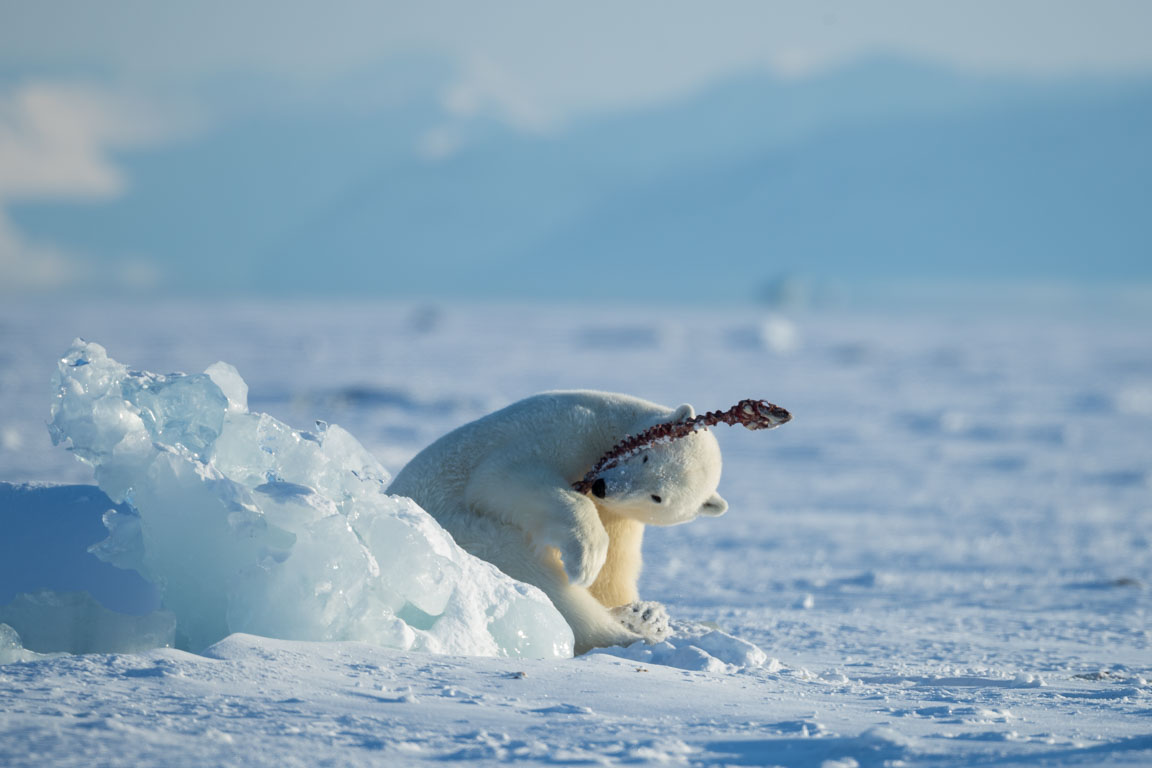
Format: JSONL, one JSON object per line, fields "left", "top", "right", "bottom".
{"left": 387, "top": 390, "right": 674, "bottom": 514}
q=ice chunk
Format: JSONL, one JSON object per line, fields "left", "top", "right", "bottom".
{"left": 120, "top": 370, "right": 228, "bottom": 459}
{"left": 0, "top": 623, "right": 48, "bottom": 664}
{"left": 48, "top": 339, "right": 573, "bottom": 659}
{"left": 727, "top": 315, "right": 799, "bottom": 353}
{"left": 0, "top": 591, "right": 175, "bottom": 654}
{"left": 205, "top": 361, "right": 248, "bottom": 413}
{"left": 0, "top": 481, "right": 161, "bottom": 615}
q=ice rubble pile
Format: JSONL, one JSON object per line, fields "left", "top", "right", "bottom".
{"left": 0, "top": 590, "right": 175, "bottom": 655}
{"left": 47, "top": 339, "right": 573, "bottom": 658}
{"left": 0, "top": 623, "right": 44, "bottom": 664}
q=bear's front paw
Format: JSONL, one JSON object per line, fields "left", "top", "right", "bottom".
{"left": 560, "top": 521, "right": 610, "bottom": 588}
{"left": 536, "top": 511, "right": 610, "bottom": 588}
{"left": 610, "top": 601, "right": 671, "bottom": 643}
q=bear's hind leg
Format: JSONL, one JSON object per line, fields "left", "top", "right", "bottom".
{"left": 448, "top": 515, "right": 640, "bottom": 654}
{"left": 536, "top": 549, "right": 644, "bottom": 654}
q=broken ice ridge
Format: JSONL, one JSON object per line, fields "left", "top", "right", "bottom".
{"left": 44, "top": 339, "right": 573, "bottom": 659}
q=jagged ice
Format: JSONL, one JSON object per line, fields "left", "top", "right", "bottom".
{"left": 44, "top": 339, "right": 573, "bottom": 658}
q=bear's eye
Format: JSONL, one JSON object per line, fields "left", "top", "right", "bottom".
{"left": 650, "top": 494, "right": 662, "bottom": 503}
{"left": 591, "top": 478, "right": 607, "bottom": 499}
{"left": 642, "top": 455, "right": 649, "bottom": 464}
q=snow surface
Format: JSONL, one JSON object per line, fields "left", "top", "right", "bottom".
{"left": 1, "top": 298, "right": 1150, "bottom": 766}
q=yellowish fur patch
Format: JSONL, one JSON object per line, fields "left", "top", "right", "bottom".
{"left": 588, "top": 511, "right": 644, "bottom": 608}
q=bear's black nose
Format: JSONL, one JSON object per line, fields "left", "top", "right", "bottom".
{"left": 591, "top": 478, "right": 607, "bottom": 498}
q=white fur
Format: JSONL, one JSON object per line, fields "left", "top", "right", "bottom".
{"left": 386, "top": 391, "right": 727, "bottom": 654}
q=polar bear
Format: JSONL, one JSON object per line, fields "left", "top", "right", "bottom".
{"left": 386, "top": 391, "right": 728, "bottom": 654}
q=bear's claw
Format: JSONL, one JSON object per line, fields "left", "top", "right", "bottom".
{"left": 610, "top": 601, "right": 671, "bottom": 643}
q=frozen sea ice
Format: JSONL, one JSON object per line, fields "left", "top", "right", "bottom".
{"left": 47, "top": 339, "right": 573, "bottom": 659}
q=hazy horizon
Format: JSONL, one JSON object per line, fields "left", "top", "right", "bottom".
{"left": 2, "top": 3, "right": 1150, "bottom": 304}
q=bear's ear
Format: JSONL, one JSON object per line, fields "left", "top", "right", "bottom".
{"left": 699, "top": 492, "right": 728, "bottom": 517}
{"left": 670, "top": 403, "right": 695, "bottom": 423}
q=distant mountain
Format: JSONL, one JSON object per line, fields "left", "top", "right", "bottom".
{"left": 11, "top": 57, "right": 1152, "bottom": 300}
{"left": 506, "top": 78, "right": 1152, "bottom": 299}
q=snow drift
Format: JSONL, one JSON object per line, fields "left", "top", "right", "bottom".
{"left": 40, "top": 339, "right": 573, "bottom": 658}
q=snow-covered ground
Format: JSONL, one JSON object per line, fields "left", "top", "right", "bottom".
{"left": 1, "top": 297, "right": 1150, "bottom": 766}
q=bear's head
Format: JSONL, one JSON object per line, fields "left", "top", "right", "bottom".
{"left": 588, "top": 404, "right": 727, "bottom": 525}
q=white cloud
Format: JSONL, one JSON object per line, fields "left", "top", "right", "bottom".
{"left": 417, "top": 56, "right": 554, "bottom": 161}
{"left": 440, "top": 55, "right": 551, "bottom": 133}
{"left": 0, "top": 82, "right": 178, "bottom": 201}
{"left": 0, "top": 81, "right": 186, "bottom": 293}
